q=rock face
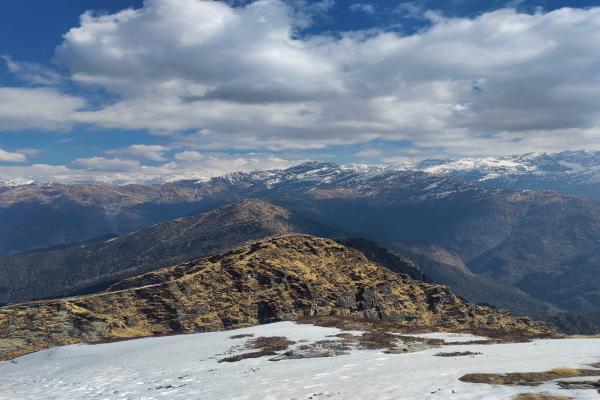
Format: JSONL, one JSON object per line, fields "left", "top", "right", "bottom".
{"left": 0, "top": 199, "right": 339, "bottom": 304}
{"left": 0, "top": 235, "right": 552, "bottom": 361}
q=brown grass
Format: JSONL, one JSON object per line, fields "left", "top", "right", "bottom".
{"left": 357, "top": 332, "right": 399, "bottom": 350}
{"left": 297, "top": 340, "right": 351, "bottom": 352}
{"left": 218, "top": 349, "right": 276, "bottom": 363}
{"left": 246, "top": 336, "right": 294, "bottom": 352}
{"left": 218, "top": 336, "right": 294, "bottom": 363}
{"left": 460, "top": 368, "right": 600, "bottom": 386}
{"left": 512, "top": 394, "right": 572, "bottom": 400}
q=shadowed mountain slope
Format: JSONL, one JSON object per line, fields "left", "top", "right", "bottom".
{"left": 0, "top": 199, "right": 339, "bottom": 305}
{"left": 1, "top": 162, "right": 599, "bottom": 312}
{"left": 0, "top": 235, "right": 553, "bottom": 361}
{"left": 389, "top": 243, "right": 560, "bottom": 317}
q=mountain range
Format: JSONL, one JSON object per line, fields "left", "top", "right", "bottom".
{"left": 415, "top": 150, "right": 600, "bottom": 201}
{"left": 1, "top": 155, "right": 599, "bottom": 317}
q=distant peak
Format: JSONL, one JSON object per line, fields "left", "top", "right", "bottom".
{"left": 284, "top": 161, "right": 339, "bottom": 173}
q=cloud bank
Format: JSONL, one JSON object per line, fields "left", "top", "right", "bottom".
{"left": 1, "top": 0, "right": 599, "bottom": 181}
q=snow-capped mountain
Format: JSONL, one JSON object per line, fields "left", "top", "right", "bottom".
{"left": 2, "top": 151, "right": 598, "bottom": 200}
{"left": 0, "top": 178, "right": 35, "bottom": 187}
{"left": 414, "top": 150, "right": 600, "bottom": 200}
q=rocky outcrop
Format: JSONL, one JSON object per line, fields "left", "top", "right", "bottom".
{"left": 0, "top": 235, "right": 553, "bottom": 361}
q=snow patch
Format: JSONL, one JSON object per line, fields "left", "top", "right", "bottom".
{"left": 2, "top": 322, "right": 600, "bottom": 400}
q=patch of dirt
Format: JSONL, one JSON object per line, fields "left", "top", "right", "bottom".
{"left": 556, "top": 379, "right": 600, "bottom": 391}
{"left": 357, "top": 332, "right": 399, "bottom": 350}
{"left": 460, "top": 368, "right": 600, "bottom": 386}
{"left": 218, "top": 349, "right": 276, "bottom": 363}
{"left": 218, "top": 336, "right": 295, "bottom": 363}
{"left": 246, "top": 336, "right": 294, "bottom": 352}
{"left": 297, "top": 315, "right": 555, "bottom": 345}
{"left": 229, "top": 333, "right": 254, "bottom": 339}
{"left": 512, "top": 394, "right": 572, "bottom": 400}
{"left": 434, "top": 351, "right": 482, "bottom": 357}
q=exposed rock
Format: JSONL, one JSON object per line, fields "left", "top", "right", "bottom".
{"left": 270, "top": 348, "right": 348, "bottom": 361}
{"left": 556, "top": 379, "right": 600, "bottom": 391}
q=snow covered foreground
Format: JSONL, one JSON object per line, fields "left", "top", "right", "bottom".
{"left": 1, "top": 322, "right": 599, "bottom": 400}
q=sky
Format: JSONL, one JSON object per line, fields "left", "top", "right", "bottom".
{"left": 0, "top": 0, "right": 599, "bottom": 183}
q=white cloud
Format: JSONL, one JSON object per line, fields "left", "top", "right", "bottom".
{"left": 71, "top": 157, "right": 141, "bottom": 172}
{"left": 15, "top": 148, "right": 42, "bottom": 157}
{"left": 1, "top": 55, "right": 62, "bottom": 86}
{"left": 0, "top": 147, "right": 26, "bottom": 162}
{"left": 174, "top": 150, "right": 205, "bottom": 161}
{"left": 106, "top": 144, "right": 169, "bottom": 161}
{"left": 355, "top": 149, "right": 382, "bottom": 158}
{"left": 0, "top": 87, "right": 85, "bottom": 131}
{"left": 349, "top": 3, "right": 376, "bottom": 14}
{"left": 2, "top": 1, "right": 600, "bottom": 159}
{"left": 0, "top": 153, "right": 296, "bottom": 184}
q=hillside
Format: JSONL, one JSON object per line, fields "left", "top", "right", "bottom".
{"left": 0, "top": 182, "right": 209, "bottom": 255}
{"left": 0, "top": 235, "right": 552, "bottom": 361}
{"left": 0, "top": 199, "right": 338, "bottom": 305}
{"left": 390, "top": 243, "right": 560, "bottom": 317}
{"left": 335, "top": 237, "right": 428, "bottom": 282}
{"left": 2, "top": 162, "right": 599, "bottom": 312}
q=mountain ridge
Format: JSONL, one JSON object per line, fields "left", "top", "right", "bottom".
{"left": 0, "top": 199, "right": 341, "bottom": 305}
{"left": 1, "top": 160, "right": 599, "bottom": 312}
{"left": 0, "top": 234, "right": 554, "bottom": 361}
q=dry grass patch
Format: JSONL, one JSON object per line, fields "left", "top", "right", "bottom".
{"left": 357, "top": 332, "right": 399, "bottom": 350}
{"left": 512, "top": 394, "right": 572, "bottom": 400}
{"left": 218, "top": 336, "right": 294, "bottom": 363}
{"left": 246, "top": 336, "right": 294, "bottom": 352}
{"left": 460, "top": 368, "right": 600, "bottom": 386}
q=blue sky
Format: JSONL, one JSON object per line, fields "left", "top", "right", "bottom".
{"left": 0, "top": 0, "right": 599, "bottom": 183}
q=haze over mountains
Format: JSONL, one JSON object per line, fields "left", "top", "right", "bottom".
{"left": 1, "top": 155, "right": 599, "bottom": 318}
{"left": 2, "top": 150, "right": 599, "bottom": 200}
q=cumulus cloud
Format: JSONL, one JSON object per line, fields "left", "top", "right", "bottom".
{"left": 0, "top": 147, "right": 26, "bottom": 162}
{"left": 355, "top": 148, "right": 382, "bottom": 158}
{"left": 0, "top": 87, "right": 85, "bottom": 131}
{"left": 106, "top": 144, "right": 169, "bottom": 161}
{"left": 71, "top": 156, "right": 141, "bottom": 172}
{"left": 0, "top": 152, "right": 296, "bottom": 184}
{"left": 2, "top": 0, "right": 600, "bottom": 159}
{"left": 174, "top": 150, "right": 205, "bottom": 161}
